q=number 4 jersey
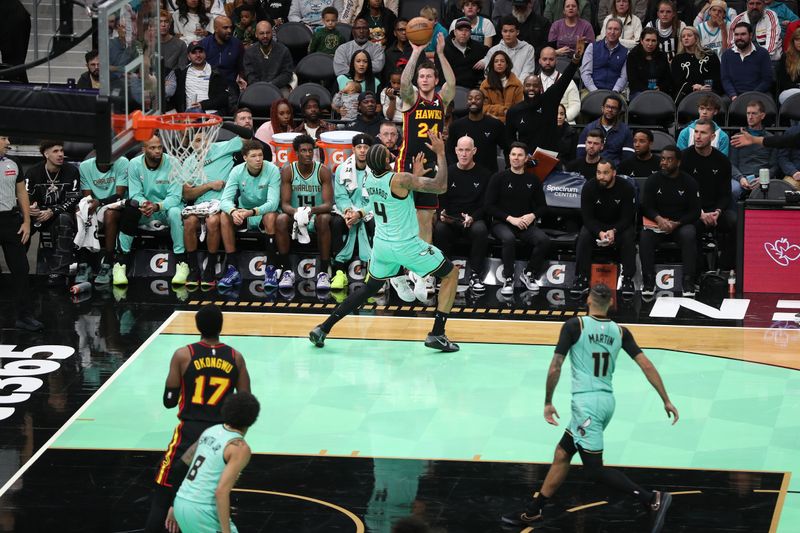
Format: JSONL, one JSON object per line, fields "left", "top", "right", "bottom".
{"left": 364, "top": 170, "right": 419, "bottom": 242}
{"left": 180, "top": 342, "right": 240, "bottom": 423}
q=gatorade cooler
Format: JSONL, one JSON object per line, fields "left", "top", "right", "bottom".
{"left": 319, "top": 130, "right": 358, "bottom": 171}
{"left": 271, "top": 132, "right": 302, "bottom": 168}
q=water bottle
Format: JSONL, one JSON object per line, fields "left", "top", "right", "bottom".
{"left": 728, "top": 270, "right": 735, "bottom": 297}
{"left": 647, "top": 78, "right": 657, "bottom": 90}
{"left": 69, "top": 281, "right": 92, "bottom": 295}
{"left": 759, "top": 168, "right": 770, "bottom": 195}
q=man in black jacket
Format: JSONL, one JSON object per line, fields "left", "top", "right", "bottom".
{"left": 173, "top": 41, "right": 230, "bottom": 114}
{"left": 446, "top": 89, "right": 507, "bottom": 172}
{"left": 571, "top": 159, "right": 637, "bottom": 297}
{"left": 515, "top": 0, "right": 551, "bottom": 60}
{"left": 25, "top": 141, "right": 81, "bottom": 287}
{"left": 76, "top": 50, "right": 100, "bottom": 89}
{"left": 640, "top": 145, "right": 702, "bottom": 298}
{"left": 440, "top": 18, "right": 488, "bottom": 90}
{"left": 242, "top": 20, "right": 294, "bottom": 95}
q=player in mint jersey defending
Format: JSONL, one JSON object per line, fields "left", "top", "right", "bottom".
{"left": 275, "top": 134, "right": 335, "bottom": 291}
{"left": 116, "top": 135, "right": 189, "bottom": 286}
{"left": 78, "top": 155, "right": 128, "bottom": 285}
{"left": 217, "top": 140, "right": 282, "bottom": 288}
{"left": 309, "top": 131, "right": 461, "bottom": 352}
{"left": 502, "top": 283, "right": 679, "bottom": 532}
{"left": 171, "top": 392, "right": 260, "bottom": 533}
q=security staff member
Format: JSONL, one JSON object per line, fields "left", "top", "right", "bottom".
{"left": 0, "top": 135, "right": 43, "bottom": 331}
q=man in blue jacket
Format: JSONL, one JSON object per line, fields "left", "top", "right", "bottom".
{"left": 576, "top": 94, "right": 634, "bottom": 165}
{"left": 720, "top": 22, "right": 774, "bottom": 100}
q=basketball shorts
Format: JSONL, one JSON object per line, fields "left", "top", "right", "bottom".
{"left": 154, "top": 419, "right": 212, "bottom": 487}
{"left": 567, "top": 392, "right": 616, "bottom": 452}
{"left": 174, "top": 496, "right": 239, "bottom": 533}
{"left": 367, "top": 236, "right": 446, "bottom": 280}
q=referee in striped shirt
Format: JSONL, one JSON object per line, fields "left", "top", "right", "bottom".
{"left": 0, "top": 136, "right": 43, "bottom": 331}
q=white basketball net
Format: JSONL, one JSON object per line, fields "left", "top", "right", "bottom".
{"left": 156, "top": 114, "right": 222, "bottom": 186}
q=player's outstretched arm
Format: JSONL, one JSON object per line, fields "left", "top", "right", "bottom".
{"left": 634, "top": 352, "right": 679, "bottom": 425}
{"left": 400, "top": 42, "right": 425, "bottom": 107}
{"left": 391, "top": 131, "right": 448, "bottom": 193}
{"left": 544, "top": 353, "right": 565, "bottom": 426}
{"left": 163, "top": 347, "right": 189, "bottom": 408}
{"left": 216, "top": 439, "right": 252, "bottom": 533}
{"left": 436, "top": 33, "right": 456, "bottom": 107}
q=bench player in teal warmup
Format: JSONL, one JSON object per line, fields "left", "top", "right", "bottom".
{"left": 309, "top": 131, "right": 460, "bottom": 352}
{"left": 502, "top": 283, "right": 679, "bottom": 532}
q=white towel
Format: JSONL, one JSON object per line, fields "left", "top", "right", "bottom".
{"left": 337, "top": 154, "right": 359, "bottom": 192}
{"left": 74, "top": 197, "right": 101, "bottom": 251}
{"left": 292, "top": 206, "right": 312, "bottom": 244}
{"left": 182, "top": 200, "right": 221, "bottom": 242}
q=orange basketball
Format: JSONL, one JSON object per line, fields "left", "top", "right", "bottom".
{"left": 406, "top": 17, "right": 434, "bottom": 46}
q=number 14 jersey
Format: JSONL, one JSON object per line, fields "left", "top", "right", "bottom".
{"left": 180, "top": 342, "right": 240, "bottom": 423}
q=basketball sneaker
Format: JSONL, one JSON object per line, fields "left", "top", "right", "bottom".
{"left": 263, "top": 265, "right": 279, "bottom": 288}
{"left": 112, "top": 263, "right": 128, "bottom": 286}
{"left": 201, "top": 265, "right": 217, "bottom": 287}
{"left": 278, "top": 270, "right": 295, "bottom": 289}
{"left": 500, "top": 277, "right": 514, "bottom": 295}
{"left": 408, "top": 271, "right": 428, "bottom": 302}
{"left": 186, "top": 267, "right": 201, "bottom": 287}
{"left": 424, "top": 333, "right": 460, "bottom": 352}
{"left": 218, "top": 265, "right": 242, "bottom": 288}
{"left": 95, "top": 263, "right": 112, "bottom": 285}
{"left": 570, "top": 275, "right": 589, "bottom": 296}
{"left": 649, "top": 490, "right": 672, "bottom": 533}
{"left": 331, "top": 270, "right": 348, "bottom": 290}
{"left": 316, "top": 271, "right": 331, "bottom": 291}
{"left": 642, "top": 277, "right": 656, "bottom": 297}
{"left": 309, "top": 325, "right": 327, "bottom": 347}
{"left": 469, "top": 272, "right": 485, "bottom": 292}
{"left": 390, "top": 275, "right": 416, "bottom": 302}
{"left": 681, "top": 276, "right": 696, "bottom": 298}
{"left": 620, "top": 276, "right": 635, "bottom": 297}
{"left": 172, "top": 262, "right": 190, "bottom": 285}
{"left": 75, "top": 263, "right": 92, "bottom": 284}
{"left": 520, "top": 270, "right": 542, "bottom": 291}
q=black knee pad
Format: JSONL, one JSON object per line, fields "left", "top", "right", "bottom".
{"left": 430, "top": 258, "right": 454, "bottom": 279}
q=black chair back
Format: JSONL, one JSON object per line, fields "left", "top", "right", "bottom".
{"left": 238, "top": 82, "right": 283, "bottom": 117}
{"left": 727, "top": 91, "right": 777, "bottom": 127}
{"left": 627, "top": 90, "right": 676, "bottom": 131}
{"left": 288, "top": 83, "right": 333, "bottom": 112}
{"left": 676, "top": 91, "right": 725, "bottom": 129}
{"left": 275, "top": 21, "right": 313, "bottom": 66}
{"left": 778, "top": 92, "right": 800, "bottom": 126}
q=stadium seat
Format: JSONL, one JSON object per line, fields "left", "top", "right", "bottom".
{"left": 452, "top": 86, "right": 469, "bottom": 118}
{"left": 296, "top": 52, "right": 337, "bottom": 90}
{"left": 288, "top": 83, "right": 333, "bottom": 112}
{"left": 726, "top": 91, "right": 777, "bottom": 127}
{"left": 650, "top": 130, "right": 675, "bottom": 154}
{"left": 238, "top": 82, "right": 284, "bottom": 118}
{"left": 676, "top": 91, "right": 727, "bottom": 129}
{"left": 578, "top": 90, "right": 627, "bottom": 125}
{"left": 336, "top": 23, "right": 353, "bottom": 42}
{"left": 275, "top": 21, "right": 313, "bottom": 66}
{"left": 778, "top": 92, "right": 800, "bottom": 126}
{"left": 748, "top": 179, "right": 797, "bottom": 200}
{"left": 627, "top": 90, "right": 676, "bottom": 132}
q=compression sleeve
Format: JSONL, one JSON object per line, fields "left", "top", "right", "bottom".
{"left": 163, "top": 387, "right": 180, "bottom": 408}
{"left": 621, "top": 327, "right": 642, "bottom": 359}
{"left": 554, "top": 317, "right": 582, "bottom": 355}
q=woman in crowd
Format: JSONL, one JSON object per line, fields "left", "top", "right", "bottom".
{"left": 671, "top": 25, "right": 721, "bottom": 102}
{"left": 626, "top": 27, "right": 674, "bottom": 99}
{"left": 777, "top": 27, "right": 800, "bottom": 104}
{"left": 172, "top": 0, "right": 214, "bottom": 44}
{"left": 479, "top": 50, "right": 523, "bottom": 123}
{"left": 255, "top": 98, "right": 295, "bottom": 146}
{"left": 556, "top": 104, "right": 578, "bottom": 163}
{"left": 645, "top": 0, "right": 685, "bottom": 61}
{"left": 358, "top": 0, "right": 397, "bottom": 46}
{"left": 337, "top": 49, "right": 382, "bottom": 93}
{"left": 598, "top": 0, "right": 643, "bottom": 49}
{"left": 548, "top": 0, "right": 595, "bottom": 56}
{"left": 694, "top": 0, "right": 731, "bottom": 58}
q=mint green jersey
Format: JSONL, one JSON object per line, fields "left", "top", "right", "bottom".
{"left": 127, "top": 153, "right": 182, "bottom": 211}
{"left": 333, "top": 164, "right": 370, "bottom": 212}
{"left": 290, "top": 162, "right": 324, "bottom": 209}
{"left": 176, "top": 424, "right": 244, "bottom": 505}
{"left": 79, "top": 157, "right": 129, "bottom": 200}
{"left": 569, "top": 317, "right": 623, "bottom": 395}
{"left": 195, "top": 137, "right": 243, "bottom": 204}
{"left": 219, "top": 160, "right": 281, "bottom": 216}
{"left": 364, "top": 171, "right": 419, "bottom": 242}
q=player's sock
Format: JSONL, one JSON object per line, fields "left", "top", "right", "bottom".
{"left": 225, "top": 251, "right": 239, "bottom": 270}
{"left": 275, "top": 253, "right": 289, "bottom": 271}
{"left": 320, "top": 258, "right": 331, "bottom": 275}
{"left": 265, "top": 236, "right": 276, "bottom": 264}
{"left": 531, "top": 492, "right": 547, "bottom": 514}
{"left": 188, "top": 250, "right": 199, "bottom": 270}
{"left": 103, "top": 248, "right": 115, "bottom": 265}
{"left": 598, "top": 466, "right": 653, "bottom": 505}
{"left": 432, "top": 311, "right": 448, "bottom": 336}
{"left": 321, "top": 278, "right": 383, "bottom": 332}
{"left": 174, "top": 252, "right": 187, "bottom": 264}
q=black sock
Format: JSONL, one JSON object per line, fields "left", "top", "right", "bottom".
{"left": 204, "top": 253, "right": 217, "bottom": 275}
{"left": 598, "top": 467, "right": 653, "bottom": 506}
{"left": 174, "top": 252, "right": 187, "bottom": 264}
{"left": 321, "top": 280, "right": 383, "bottom": 332}
{"left": 532, "top": 492, "right": 548, "bottom": 513}
{"left": 276, "top": 253, "right": 288, "bottom": 271}
{"left": 432, "top": 311, "right": 448, "bottom": 336}
{"left": 226, "top": 251, "right": 239, "bottom": 271}
{"left": 103, "top": 248, "right": 115, "bottom": 265}
{"left": 265, "top": 236, "right": 277, "bottom": 265}
{"left": 320, "top": 258, "right": 330, "bottom": 274}
{"left": 188, "top": 251, "right": 199, "bottom": 271}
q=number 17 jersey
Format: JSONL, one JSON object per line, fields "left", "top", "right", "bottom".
{"left": 179, "top": 342, "right": 240, "bottom": 423}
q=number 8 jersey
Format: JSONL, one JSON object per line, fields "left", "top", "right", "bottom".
{"left": 179, "top": 342, "right": 240, "bottom": 423}
{"left": 396, "top": 92, "right": 445, "bottom": 173}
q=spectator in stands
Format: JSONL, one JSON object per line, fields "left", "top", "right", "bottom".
{"left": 77, "top": 50, "right": 101, "bottom": 89}
{"left": 116, "top": 136, "right": 188, "bottom": 287}
{"left": 626, "top": 27, "right": 674, "bottom": 99}
{"left": 334, "top": 16, "right": 386, "bottom": 75}
{"left": 764, "top": 0, "right": 798, "bottom": 40}
{"left": 568, "top": 129, "right": 605, "bottom": 177}
{"left": 544, "top": 0, "right": 592, "bottom": 27}
{"left": 777, "top": 122, "right": 800, "bottom": 189}
{"left": 442, "top": 18, "right": 488, "bottom": 89}
{"left": 275, "top": 134, "right": 334, "bottom": 290}
{"left": 600, "top": 0, "right": 647, "bottom": 22}
{"left": 242, "top": 20, "right": 294, "bottom": 95}
{"left": 730, "top": 99, "right": 778, "bottom": 192}
{"left": 347, "top": 91, "right": 383, "bottom": 137}
{"left": 358, "top": 0, "right": 397, "bottom": 46}
{"left": 571, "top": 158, "right": 637, "bottom": 297}
{"left": 639, "top": 145, "right": 701, "bottom": 297}
{"left": 548, "top": 0, "right": 595, "bottom": 57}
{"left": 333, "top": 80, "right": 362, "bottom": 120}
{"left": 217, "top": 139, "right": 282, "bottom": 287}
{"left": 537, "top": 47, "right": 580, "bottom": 123}
{"left": 680, "top": 119, "right": 736, "bottom": 272}
{"left": 577, "top": 94, "right": 634, "bottom": 164}
{"left": 0, "top": 0, "right": 31, "bottom": 83}
{"left": 330, "top": 134, "right": 376, "bottom": 289}
{"left": 434, "top": 135, "right": 491, "bottom": 293}
{"left": 264, "top": 0, "right": 291, "bottom": 26}
{"left": 289, "top": 0, "right": 333, "bottom": 30}
{"left": 338, "top": 49, "right": 382, "bottom": 92}
{"left": 695, "top": 0, "right": 731, "bottom": 58}
{"left": 77, "top": 155, "right": 128, "bottom": 285}
{"left": 160, "top": 10, "right": 189, "bottom": 71}
{"left": 232, "top": 5, "right": 257, "bottom": 46}
{"left": 377, "top": 120, "right": 401, "bottom": 156}
{"left": 477, "top": 17, "right": 536, "bottom": 81}
{"left": 201, "top": 16, "right": 245, "bottom": 97}
{"left": 231, "top": 107, "right": 273, "bottom": 163}
{"left": 514, "top": 0, "right": 552, "bottom": 56}
{"left": 580, "top": 18, "right": 629, "bottom": 92}
{"left": 507, "top": 42, "right": 583, "bottom": 154}
{"left": 25, "top": 141, "right": 80, "bottom": 288}
{"left": 172, "top": 0, "right": 214, "bottom": 45}
{"left": 293, "top": 94, "right": 335, "bottom": 143}
{"left": 448, "top": 0, "right": 495, "bottom": 46}
{"left": 777, "top": 27, "right": 800, "bottom": 103}
{"left": 173, "top": 41, "right": 230, "bottom": 113}
{"left": 384, "top": 19, "right": 411, "bottom": 84}
{"left": 619, "top": 128, "right": 661, "bottom": 176}
{"left": 228, "top": 0, "right": 269, "bottom": 24}
{"left": 256, "top": 98, "right": 295, "bottom": 146}
{"left": 645, "top": 0, "right": 685, "bottom": 61}
{"left": 381, "top": 69, "right": 404, "bottom": 122}
{"left": 484, "top": 141, "right": 551, "bottom": 295}
{"left": 420, "top": 6, "right": 449, "bottom": 57}
{"left": 479, "top": 50, "right": 524, "bottom": 123}
{"left": 556, "top": 104, "right": 579, "bottom": 162}
{"left": 721, "top": 22, "right": 774, "bottom": 99}
{"left": 671, "top": 26, "right": 722, "bottom": 102}
{"left": 447, "top": 89, "right": 508, "bottom": 172}
{"left": 599, "top": 0, "right": 643, "bottom": 49}
{"left": 729, "top": 0, "right": 782, "bottom": 60}
{"left": 309, "top": 7, "right": 346, "bottom": 54}
{"left": 677, "top": 94, "right": 730, "bottom": 153}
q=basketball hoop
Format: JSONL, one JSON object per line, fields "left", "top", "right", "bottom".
{"left": 130, "top": 111, "right": 223, "bottom": 186}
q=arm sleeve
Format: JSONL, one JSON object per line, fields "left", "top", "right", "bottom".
{"left": 288, "top": 0, "right": 301, "bottom": 22}
{"left": 641, "top": 174, "right": 659, "bottom": 220}
{"left": 778, "top": 142, "right": 800, "bottom": 176}
{"left": 161, "top": 173, "right": 184, "bottom": 211}
{"left": 714, "top": 160, "right": 732, "bottom": 212}
{"left": 369, "top": 43, "right": 385, "bottom": 73}
{"left": 718, "top": 130, "right": 730, "bottom": 156}
{"left": 555, "top": 317, "right": 582, "bottom": 354}
{"left": 756, "top": 54, "right": 775, "bottom": 93}
{"left": 612, "top": 60, "right": 629, "bottom": 93}
{"left": 272, "top": 48, "right": 295, "bottom": 88}
{"left": 764, "top": 131, "right": 800, "bottom": 149}
{"left": 676, "top": 127, "right": 689, "bottom": 151}
{"left": 575, "top": 124, "right": 588, "bottom": 160}
{"left": 127, "top": 162, "right": 146, "bottom": 204}
{"left": 564, "top": 82, "right": 581, "bottom": 122}
{"left": 678, "top": 179, "right": 702, "bottom": 225}
{"left": 333, "top": 46, "right": 350, "bottom": 76}
{"left": 532, "top": 178, "right": 548, "bottom": 218}
{"left": 333, "top": 168, "right": 353, "bottom": 211}
{"left": 621, "top": 326, "right": 642, "bottom": 358}
{"left": 720, "top": 55, "right": 737, "bottom": 97}
{"left": 730, "top": 147, "right": 743, "bottom": 180}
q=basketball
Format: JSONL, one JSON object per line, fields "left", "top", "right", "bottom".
{"left": 406, "top": 17, "right": 434, "bottom": 46}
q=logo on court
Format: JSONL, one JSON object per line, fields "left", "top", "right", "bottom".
{"left": 249, "top": 256, "right": 266, "bottom": 276}
{"left": 150, "top": 253, "right": 169, "bottom": 274}
{"left": 298, "top": 258, "right": 317, "bottom": 278}
{"left": 764, "top": 238, "right": 800, "bottom": 267}
{"left": 656, "top": 269, "right": 675, "bottom": 290}
{"left": 150, "top": 279, "right": 169, "bottom": 295}
{"left": 348, "top": 261, "right": 365, "bottom": 280}
{"left": 546, "top": 264, "right": 566, "bottom": 285}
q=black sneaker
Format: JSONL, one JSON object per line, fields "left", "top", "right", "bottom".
{"left": 649, "top": 491, "right": 672, "bottom": 533}
{"left": 469, "top": 272, "right": 485, "bottom": 292}
{"left": 500, "top": 277, "right": 514, "bottom": 295}
{"left": 620, "top": 276, "right": 635, "bottom": 297}
{"left": 309, "top": 325, "right": 327, "bottom": 347}
{"left": 500, "top": 507, "right": 544, "bottom": 526}
{"left": 682, "top": 277, "right": 696, "bottom": 298}
{"left": 15, "top": 315, "right": 44, "bottom": 332}
{"left": 47, "top": 273, "right": 66, "bottom": 288}
{"left": 570, "top": 275, "right": 589, "bottom": 296}
{"left": 424, "top": 333, "right": 460, "bottom": 352}
{"left": 186, "top": 268, "right": 201, "bottom": 287}
{"left": 642, "top": 278, "right": 656, "bottom": 297}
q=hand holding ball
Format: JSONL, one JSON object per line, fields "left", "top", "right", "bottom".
{"left": 406, "top": 17, "right": 434, "bottom": 46}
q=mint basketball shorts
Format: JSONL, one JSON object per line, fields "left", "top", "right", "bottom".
{"left": 567, "top": 392, "right": 616, "bottom": 452}
{"left": 367, "top": 237, "right": 446, "bottom": 280}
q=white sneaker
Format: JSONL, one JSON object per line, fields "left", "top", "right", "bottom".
{"left": 278, "top": 270, "right": 295, "bottom": 289}
{"left": 500, "top": 277, "right": 514, "bottom": 295}
{"left": 519, "top": 270, "right": 541, "bottom": 291}
{"left": 390, "top": 275, "right": 416, "bottom": 302}
{"left": 425, "top": 275, "right": 435, "bottom": 293}
{"left": 408, "top": 271, "right": 429, "bottom": 302}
